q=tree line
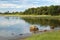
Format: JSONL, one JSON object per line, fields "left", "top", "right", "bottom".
{"left": 0, "top": 5, "right": 60, "bottom": 16}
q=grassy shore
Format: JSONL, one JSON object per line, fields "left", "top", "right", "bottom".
{"left": 24, "top": 31, "right": 60, "bottom": 40}
{"left": 0, "top": 15, "right": 60, "bottom": 19}
{"left": 0, "top": 15, "right": 60, "bottom": 17}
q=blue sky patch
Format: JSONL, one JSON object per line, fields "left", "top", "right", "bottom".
{"left": 0, "top": 0, "right": 60, "bottom": 12}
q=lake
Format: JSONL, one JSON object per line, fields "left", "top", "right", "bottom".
{"left": 0, "top": 16, "right": 60, "bottom": 38}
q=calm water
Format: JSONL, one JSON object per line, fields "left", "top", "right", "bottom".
{"left": 0, "top": 16, "right": 60, "bottom": 37}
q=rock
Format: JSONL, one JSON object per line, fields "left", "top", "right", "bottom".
{"left": 30, "top": 25, "right": 39, "bottom": 33}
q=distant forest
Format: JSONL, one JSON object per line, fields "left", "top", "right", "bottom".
{"left": 0, "top": 5, "right": 60, "bottom": 16}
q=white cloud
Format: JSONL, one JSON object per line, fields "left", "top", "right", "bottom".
{"left": 0, "top": 0, "right": 60, "bottom": 12}
{"left": 0, "top": 3, "right": 40, "bottom": 8}
{"left": 0, "top": 18, "right": 27, "bottom": 26}
{"left": 0, "top": 0, "right": 60, "bottom": 8}
{"left": 44, "top": 0, "right": 60, "bottom": 5}
{"left": 0, "top": 3, "right": 22, "bottom": 8}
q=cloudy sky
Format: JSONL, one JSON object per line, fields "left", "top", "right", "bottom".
{"left": 0, "top": 0, "right": 60, "bottom": 12}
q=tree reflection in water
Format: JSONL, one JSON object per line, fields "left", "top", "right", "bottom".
{"left": 22, "top": 17, "right": 60, "bottom": 30}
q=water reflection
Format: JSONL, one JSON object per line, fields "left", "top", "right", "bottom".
{"left": 0, "top": 16, "right": 60, "bottom": 37}
{"left": 22, "top": 17, "right": 60, "bottom": 30}
{"left": 0, "top": 16, "right": 30, "bottom": 37}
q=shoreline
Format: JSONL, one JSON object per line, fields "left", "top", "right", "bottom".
{"left": 8, "top": 33, "right": 32, "bottom": 40}
{"left": 0, "top": 33, "right": 32, "bottom": 40}
{"left": 0, "top": 15, "right": 60, "bottom": 19}
{"left": 0, "top": 15, "right": 60, "bottom": 17}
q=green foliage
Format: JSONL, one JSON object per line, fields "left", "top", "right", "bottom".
{"left": 22, "top": 17, "right": 60, "bottom": 27}
{"left": 25, "top": 31, "right": 60, "bottom": 40}
{"left": 0, "top": 5, "right": 60, "bottom": 16}
{"left": 23, "top": 5, "right": 60, "bottom": 15}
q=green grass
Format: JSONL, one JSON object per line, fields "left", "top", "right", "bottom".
{"left": 0, "top": 15, "right": 60, "bottom": 19}
{"left": 25, "top": 31, "right": 60, "bottom": 40}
